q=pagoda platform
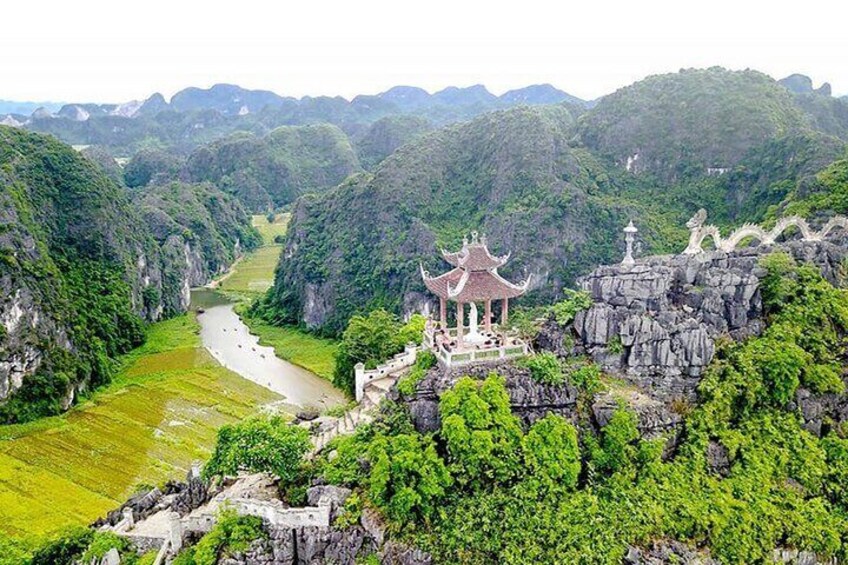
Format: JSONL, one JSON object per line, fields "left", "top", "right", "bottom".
{"left": 423, "top": 322, "right": 529, "bottom": 367}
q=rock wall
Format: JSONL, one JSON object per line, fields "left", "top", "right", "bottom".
{"left": 567, "top": 240, "right": 848, "bottom": 399}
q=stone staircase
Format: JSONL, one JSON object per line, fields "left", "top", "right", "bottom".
{"left": 310, "top": 373, "right": 401, "bottom": 452}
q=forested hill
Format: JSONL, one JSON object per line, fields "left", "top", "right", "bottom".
{"left": 0, "top": 126, "right": 258, "bottom": 422}
{"left": 3, "top": 82, "right": 586, "bottom": 158}
{"left": 262, "top": 68, "right": 848, "bottom": 335}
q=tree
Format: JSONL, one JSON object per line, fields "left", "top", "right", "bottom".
{"left": 521, "top": 414, "right": 581, "bottom": 495}
{"left": 368, "top": 433, "right": 452, "bottom": 522}
{"left": 439, "top": 375, "right": 524, "bottom": 487}
{"left": 203, "top": 416, "right": 310, "bottom": 482}
{"left": 333, "top": 309, "right": 423, "bottom": 396}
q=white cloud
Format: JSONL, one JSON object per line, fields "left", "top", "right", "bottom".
{"left": 1, "top": 0, "right": 846, "bottom": 102}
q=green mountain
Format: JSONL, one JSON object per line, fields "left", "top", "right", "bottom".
{"left": 577, "top": 68, "right": 809, "bottom": 182}
{"left": 262, "top": 67, "right": 848, "bottom": 335}
{"left": 0, "top": 126, "right": 257, "bottom": 422}
{"left": 260, "top": 105, "right": 683, "bottom": 333}
{"left": 185, "top": 124, "right": 362, "bottom": 211}
{"left": 352, "top": 114, "right": 433, "bottom": 170}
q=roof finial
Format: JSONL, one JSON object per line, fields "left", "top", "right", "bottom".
{"left": 470, "top": 231, "right": 479, "bottom": 244}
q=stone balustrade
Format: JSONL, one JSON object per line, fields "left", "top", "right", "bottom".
{"left": 354, "top": 343, "right": 419, "bottom": 401}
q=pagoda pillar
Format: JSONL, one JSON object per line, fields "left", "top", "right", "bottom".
{"left": 439, "top": 297, "right": 447, "bottom": 328}
{"left": 456, "top": 301, "right": 464, "bottom": 347}
{"left": 501, "top": 297, "right": 509, "bottom": 327}
{"left": 484, "top": 300, "right": 492, "bottom": 332}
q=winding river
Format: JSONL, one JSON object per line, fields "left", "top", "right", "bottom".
{"left": 191, "top": 289, "right": 345, "bottom": 411}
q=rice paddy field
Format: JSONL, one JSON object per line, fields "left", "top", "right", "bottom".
{"left": 216, "top": 214, "right": 289, "bottom": 298}
{"left": 0, "top": 315, "right": 279, "bottom": 546}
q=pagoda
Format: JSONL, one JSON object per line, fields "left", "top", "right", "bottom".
{"left": 420, "top": 232, "right": 531, "bottom": 363}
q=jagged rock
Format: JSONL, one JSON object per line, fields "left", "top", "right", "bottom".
{"left": 560, "top": 241, "right": 848, "bottom": 399}
{"left": 592, "top": 391, "right": 682, "bottom": 446}
{"left": 625, "top": 540, "right": 717, "bottom": 564}
{"left": 360, "top": 507, "right": 386, "bottom": 545}
{"left": 306, "top": 485, "right": 352, "bottom": 522}
{"left": 297, "top": 409, "right": 320, "bottom": 421}
{"left": 793, "top": 376, "right": 848, "bottom": 437}
{"left": 706, "top": 441, "right": 731, "bottom": 477}
{"left": 379, "top": 541, "right": 433, "bottom": 565}
{"left": 95, "top": 547, "right": 121, "bottom": 565}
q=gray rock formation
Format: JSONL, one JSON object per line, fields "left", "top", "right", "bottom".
{"left": 625, "top": 540, "right": 717, "bottom": 564}
{"left": 565, "top": 240, "right": 848, "bottom": 399}
{"left": 402, "top": 361, "right": 580, "bottom": 433}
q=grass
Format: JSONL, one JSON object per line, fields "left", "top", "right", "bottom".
{"left": 0, "top": 314, "right": 279, "bottom": 547}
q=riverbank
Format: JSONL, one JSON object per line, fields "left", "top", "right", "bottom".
{"left": 0, "top": 314, "right": 279, "bottom": 545}
{"left": 217, "top": 214, "right": 340, "bottom": 383}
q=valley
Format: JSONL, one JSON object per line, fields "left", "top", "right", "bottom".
{"left": 3, "top": 65, "right": 848, "bottom": 564}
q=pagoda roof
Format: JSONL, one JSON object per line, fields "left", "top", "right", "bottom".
{"left": 420, "top": 265, "right": 530, "bottom": 302}
{"left": 441, "top": 232, "right": 509, "bottom": 271}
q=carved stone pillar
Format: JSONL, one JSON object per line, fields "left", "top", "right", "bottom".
{"left": 484, "top": 300, "right": 492, "bottom": 332}
{"left": 456, "top": 301, "right": 464, "bottom": 347}
{"left": 501, "top": 297, "right": 509, "bottom": 326}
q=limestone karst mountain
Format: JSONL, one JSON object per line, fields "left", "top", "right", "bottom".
{"left": 0, "top": 126, "right": 258, "bottom": 421}
{"left": 262, "top": 67, "right": 848, "bottom": 334}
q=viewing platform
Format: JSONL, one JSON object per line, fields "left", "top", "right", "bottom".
{"left": 423, "top": 321, "right": 528, "bottom": 366}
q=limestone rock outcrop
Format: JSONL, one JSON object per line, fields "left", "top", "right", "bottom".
{"left": 561, "top": 240, "right": 848, "bottom": 399}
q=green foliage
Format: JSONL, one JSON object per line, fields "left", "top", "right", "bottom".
{"left": 586, "top": 407, "right": 641, "bottom": 477}
{"left": 549, "top": 289, "right": 593, "bottom": 325}
{"left": 368, "top": 433, "right": 452, "bottom": 522}
{"left": 520, "top": 414, "right": 581, "bottom": 495}
{"left": 203, "top": 415, "right": 310, "bottom": 482}
{"left": 566, "top": 361, "right": 604, "bottom": 395}
{"left": 80, "top": 531, "right": 132, "bottom": 563}
{"left": 333, "top": 309, "right": 420, "bottom": 396}
{"left": 439, "top": 375, "right": 524, "bottom": 487}
{"left": 29, "top": 527, "right": 93, "bottom": 565}
{"left": 396, "top": 350, "right": 437, "bottom": 396}
{"left": 174, "top": 508, "right": 266, "bottom": 565}
{"left": 524, "top": 352, "right": 565, "bottom": 385}
{"left": 334, "top": 491, "right": 364, "bottom": 529}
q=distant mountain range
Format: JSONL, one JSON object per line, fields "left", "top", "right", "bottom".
{"left": 1, "top": 82, "right": 586, "bottom": 121}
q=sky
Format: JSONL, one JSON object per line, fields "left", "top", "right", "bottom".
{"left": 2, "top": 0, "right": 847, "bottom": 103}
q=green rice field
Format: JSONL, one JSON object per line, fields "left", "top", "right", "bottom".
{"left": 0, "top": 315, "right": 279, "bottom": 546}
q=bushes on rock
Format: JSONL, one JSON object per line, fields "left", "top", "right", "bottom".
{"left": 203, "top": 415, "right": 310, "bottom": 482}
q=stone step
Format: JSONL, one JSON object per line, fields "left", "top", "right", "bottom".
{"left": 364, "top": 389, "right": 382, "bottom": 407}
{"left": 368, "top": 378, "right": 395, "bottom": 392}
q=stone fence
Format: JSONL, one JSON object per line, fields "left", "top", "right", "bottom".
{"left": 354, "top": 344, "right": 419, "bottom": 401}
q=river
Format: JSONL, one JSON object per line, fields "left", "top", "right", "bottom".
{"left": 191, "top": 289, "right": 345, "bottom": 411}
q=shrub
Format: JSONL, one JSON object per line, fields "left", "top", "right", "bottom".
{"left": 525, "top": 352, "right": 565, "bottom": 385}
{"left": 521, "top": 414, "right": 581, "bottom": 494}
{"left": 397, "top": 350, "right": 437, "bottom": 396}
{"left": 333, "top": 309, "right": 411, "bottom": 396}
{"left": 176, "top": 508, "right": 266, "bottom": 565}
{"left": 550, "top": 289, "right": 593, "bottom": 325}
{"left": 30, "top": 527, "right": 93, "bottom": 565}
{"left": 203, "top": 415, "right": 310, "bottom": 482}
{"left": 439, "top": 375, "right": 524, "bottom": 487}
{"left": 368, "top": 433, "right": 452, "bottom": 522}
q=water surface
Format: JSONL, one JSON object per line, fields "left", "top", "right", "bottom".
{"left": 192, "top": 290, "right": 344, "bottom": 410}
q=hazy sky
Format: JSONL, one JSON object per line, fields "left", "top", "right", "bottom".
{"left": 3, "top": 0, "right": 847, "bottom": 103}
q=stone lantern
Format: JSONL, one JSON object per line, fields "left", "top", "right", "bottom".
{"left": 622, "top": 220, "right": 638, "bottom": 266}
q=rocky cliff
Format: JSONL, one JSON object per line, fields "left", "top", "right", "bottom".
{"left": 0, "top": 127, "right": 257, "bottom": 420}
{"left": 545, "top": 239, "right": 848, "bottom": 401}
